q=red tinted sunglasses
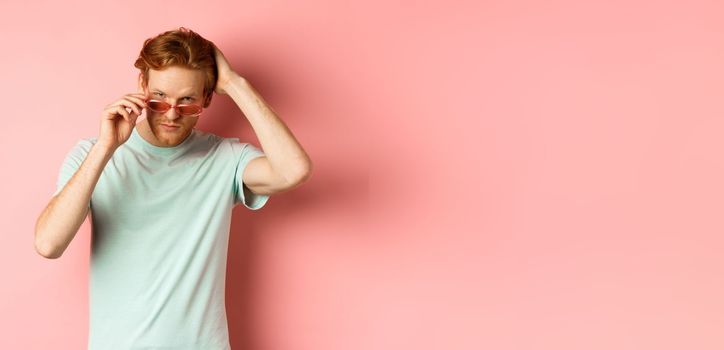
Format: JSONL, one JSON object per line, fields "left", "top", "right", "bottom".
{"left": 144, "top": 98, "right": 204, "bottom": 117}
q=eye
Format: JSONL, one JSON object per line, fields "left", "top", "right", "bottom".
{"left": 154, "top": 92, "right": 163, "bottom": 96}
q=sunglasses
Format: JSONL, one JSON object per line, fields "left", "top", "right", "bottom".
{"left": 144, "top": 98, "right": 204, "bottom": 117}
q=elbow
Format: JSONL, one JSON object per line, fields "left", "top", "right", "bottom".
{"left": 34, "top": 222, "right": 63, "bottom": 259}
{"left": 34, "top": 202, "right": 67, "bottom": 259}
{"left": 290, "top": 160, "right": 313, "bottom": 185}
{"left": 34, "top": 234, "right": 63, "bottom": 259}
{"left": 284, "top": 170, "right": 312, "bottom": 190}
{"left": 278, "top": 165, "right": 312, "bottom": 192}
{"left": 35, "top": 240, "right": 63, "bottom": 259}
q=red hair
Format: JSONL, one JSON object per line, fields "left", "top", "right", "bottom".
{"left": 134, "top": 27, "right": 217, "bottom": 108}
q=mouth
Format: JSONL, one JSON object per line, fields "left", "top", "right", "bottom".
{"left": 160, "top": 124, "right": 181, "bottom": 131}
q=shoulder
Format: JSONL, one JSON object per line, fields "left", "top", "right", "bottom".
{"left": 189, "top": 128, "right": 228, "bottom": 147}
{"left": 187, "top": 129, "right": 258, "bottom": 160}
{"left": 66, "top": 136, "right": 98, "bottom": 155}
{"left": 80, "top": 136, "right": 98, "bottom": 146}
{"left": 199, "top": 130, "right": 258, "bottom": 154}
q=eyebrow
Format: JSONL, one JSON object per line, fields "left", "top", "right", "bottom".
{"left": 151, "top": 89, "right": 197, "bottom": 99}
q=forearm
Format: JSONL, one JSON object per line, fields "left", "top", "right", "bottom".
{"left": 34, "top": 143, "right": 114, "bottom": 259}
{"left": 225, "top": 75, "right": 311, "bottom": 181}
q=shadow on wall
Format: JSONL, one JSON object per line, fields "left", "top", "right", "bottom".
{"left": 224, "top": 166, "right": 367, "bottom": 349}
{"left": 196, "top": 71, "right": 369, "bottom": 348}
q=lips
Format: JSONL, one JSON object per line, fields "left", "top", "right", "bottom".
{"left": 160, "top": 124, "right": 181, "bottom": 131}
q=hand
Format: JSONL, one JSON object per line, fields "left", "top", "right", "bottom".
{"left": 97, "top": 93, "right": 147, "bottom": 151}
{"left": 211, "top": 42, "right": 240, "bottom": 96}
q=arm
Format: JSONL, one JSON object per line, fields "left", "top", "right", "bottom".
{"left": 212, "top": 43, "right": 312, "bottom": 194}
{"left": 34, "top": 143, "right": 115, "bottom": 259}
{"left": 226, "top": 76, "right": 313, "bottom": 194}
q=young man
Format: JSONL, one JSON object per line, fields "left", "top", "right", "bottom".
{"left": 34, "top": 27, "right": 312, "bottom": 349}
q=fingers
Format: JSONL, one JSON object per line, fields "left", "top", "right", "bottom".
{"left": 124, "top": 93, "right": 148, "bottom": 108}
{"left": 108, "top": 94, "right": 147, "bottom": 116}
{"left": 103, "top": 104, "right": 132, "bottom": 124}
{"left": 103, "top": 93, "right": 150, "bottom": 126}
{"left": 108, "top": 105, "right": 131, "bottom": 123}
{"left": 108, "top": 99, "right": 141, "bottom": 116}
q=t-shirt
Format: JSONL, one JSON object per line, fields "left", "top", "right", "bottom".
{"left": 52, "top": 126, "right": 271, "bottom": 349}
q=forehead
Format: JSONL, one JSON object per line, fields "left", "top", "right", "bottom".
{"left": 147, "top": 66, "right": 205, "bottom": 96}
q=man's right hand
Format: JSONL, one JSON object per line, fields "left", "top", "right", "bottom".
{"left": 98, "top": 93, "right": 147, "bottom": 151}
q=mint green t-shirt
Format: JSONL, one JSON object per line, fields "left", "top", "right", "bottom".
{"left": 53, "top": 127, "right": 271, "bottom": 349}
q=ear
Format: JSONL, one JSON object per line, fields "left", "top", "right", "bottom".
{"left": 137, "top": 73, "right": 146, "bottom": 94}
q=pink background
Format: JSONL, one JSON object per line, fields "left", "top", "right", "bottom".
{"left": 2, "top": 0, "right": 724, "bottom": 349}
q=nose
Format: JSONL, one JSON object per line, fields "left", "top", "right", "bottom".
{"left": 163, "top": 104, "right": 181, "bottom": 121}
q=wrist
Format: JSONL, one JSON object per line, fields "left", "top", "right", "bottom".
{"left": 92, "top": 142, "right": 117, "bottom": 157}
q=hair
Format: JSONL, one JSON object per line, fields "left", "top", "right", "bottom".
{"left": 134, "top": 27, "right": 217, "bottom": 108}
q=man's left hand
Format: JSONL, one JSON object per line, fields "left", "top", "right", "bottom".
{"left": 212, "top": 43, "right": 240, "bottom": 96}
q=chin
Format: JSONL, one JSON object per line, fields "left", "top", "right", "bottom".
{"left": 151, "top": 125, "right": 191, "bottom": 146}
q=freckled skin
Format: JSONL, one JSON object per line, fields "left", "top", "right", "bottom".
{"left": 137, "top": 66, "right": 207, "bottom": 147}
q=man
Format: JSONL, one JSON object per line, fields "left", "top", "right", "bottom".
{"left": 33, "top": 27, "right": 312, "bottom": 349}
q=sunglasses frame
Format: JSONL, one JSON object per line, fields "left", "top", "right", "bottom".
{"left": 144, "top": 98, "right": 204, "bottom": 117}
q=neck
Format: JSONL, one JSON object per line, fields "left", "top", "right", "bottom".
{"left": 137, "top": 118, "right": 165, "bottom": 147}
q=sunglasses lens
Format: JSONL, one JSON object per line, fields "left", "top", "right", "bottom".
{"left": 147, "top": 100, "right": 169, "bottom": 112}
{"left": 178, "top": 105, "right": 202, "bottom": 116}
{"left": 146, "top": 100, "right": 202, "bottom": 116}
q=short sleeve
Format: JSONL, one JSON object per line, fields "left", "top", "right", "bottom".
{"left": 230, "top": 139, "right": 271, "bottom": 210}
{"left": 53, "top": 139, "right": 96, "bottom": 209}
